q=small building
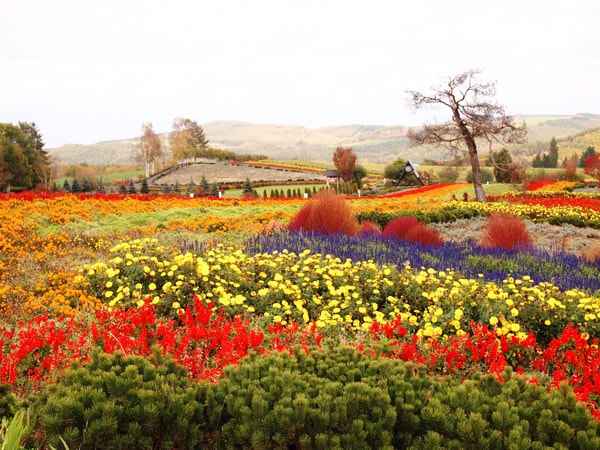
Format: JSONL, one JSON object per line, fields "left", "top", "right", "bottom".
{"left": 322, "top": 169, "right": 339, "bottom": 186}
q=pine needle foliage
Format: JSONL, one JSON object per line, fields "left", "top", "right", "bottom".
{"left": 31, "top": 349, "right": 206, "bottom": 450}
{"left": 205, "top": 346, "right": 600, "bottom": 449}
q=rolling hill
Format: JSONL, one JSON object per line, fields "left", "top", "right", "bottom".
{"left": 47, "top": 114, "right": 600, "bottom": 166}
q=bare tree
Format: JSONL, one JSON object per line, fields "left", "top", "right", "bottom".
{"left": 136, "top": 123, "right": 163, "bottom": 178}
{"left": 406, "top": 69, "right": 527, "bottom": 202}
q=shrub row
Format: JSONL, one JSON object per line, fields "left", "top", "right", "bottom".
{"left": 356, "top": 205, "right": 484, "bottom": 229}
{"left": 25, "top": 346, "right": 600, "bottom": 449}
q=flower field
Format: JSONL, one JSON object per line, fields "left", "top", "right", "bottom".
{"left": 2, "top": 182, "right": 600, "bottom": 447}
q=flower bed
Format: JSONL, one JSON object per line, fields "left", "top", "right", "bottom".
{"left": 2, "top": 182, "right": 600, "bottom": 445}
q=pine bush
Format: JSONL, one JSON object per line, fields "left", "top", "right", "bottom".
{"left": 480, "top": 212, "right": 533, "bottom": 251}
{"left": 204, "top": 347, "right": 600, "bottom": 449}
{"left": 32, "top": 350, "right": 206, "bottom": 450}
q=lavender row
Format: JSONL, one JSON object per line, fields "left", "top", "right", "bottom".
{"left": 243, "top": 231, "right": 600, "bottom": 293}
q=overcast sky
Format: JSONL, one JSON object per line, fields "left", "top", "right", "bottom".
{"left": 1, "top": 0, "right": 599, "bottom": 148}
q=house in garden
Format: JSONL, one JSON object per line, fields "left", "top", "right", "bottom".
{"left": 322, "top": 169, "right": 339, "bottom": 186}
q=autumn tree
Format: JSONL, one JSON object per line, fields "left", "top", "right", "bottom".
{"left": 333, "top": 146, "right": 357, "bottom": 182}
{"left": 406, "top": 69, "right": 527, "bottom": 202}
{"left": 136, "top": 123, "right": 163, "bottom": 177}
{"left": 169, "top": 118, "right": 209, "bottom": 164}
{"left": 583, "top": 154, "right": 600, "bottom": 187}
{"left": 579, "top": 146, "right": 596, "bottom": 167}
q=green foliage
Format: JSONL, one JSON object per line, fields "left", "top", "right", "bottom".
{"left": 140, "top": 178, "right": 149, "bottom": 194}
{"left": 492, "top": 148, "right": 513, "bottom": 183}
{"left": 32, "top": 350, "right": 206, "bottom": 450}
{"left": 0, "top": 384, "right": 19, "bottom": 420}
{"left": 466, "top": 168, "right": 494, "bottom": 184}
{"left": 204, "top": 347, "right": 600, "bottom": 449}
{"left": 1, "top": 409, "right": 33, "bottom": 450}
{"left": 356, "top": 206, "right": 483, "bottom": 229}
{"left": 206, "top": 346, "right": 406, "bottom": 449}
{"left": 70, "top": 178, "right": 81, "bottom": 193}
{"left": 0, "top": 122, "right": 48, "bottom": 192}
{"left": 242, "top": 177, "right": 253, "bottom": 193}
{"left": 127, "top": 178, "right": 136, "bottom": 194}
{"left": 437, "top": 166, "right": 460, "bottom": 183}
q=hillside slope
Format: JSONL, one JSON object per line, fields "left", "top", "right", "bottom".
{"left": 47, "top": 114, "right": 600, "bottom": 166}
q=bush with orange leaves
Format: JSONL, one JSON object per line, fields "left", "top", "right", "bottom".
{"left": 480, "top": 212, "right": 532, "bottom": 251}
{"left": 288, "top": 190, "right": 359, "bottom": 236}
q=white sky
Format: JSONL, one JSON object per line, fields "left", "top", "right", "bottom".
{"left": 1, "top": 0, "right": 599, "bottom": 148}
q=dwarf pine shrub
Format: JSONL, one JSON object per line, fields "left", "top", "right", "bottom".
{"left": 204, "top": 346, "right": 600, "bottom": 449}
{"left": 31, "top": 349, "right": 206, "bottom": 450}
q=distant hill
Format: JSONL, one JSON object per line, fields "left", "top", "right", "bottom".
{"left": 47, "top": 114, "right": 600, "bottom": 166}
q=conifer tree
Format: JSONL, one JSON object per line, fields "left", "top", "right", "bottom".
{"left": 62, "top": 179, "right": 71, "bottom": 192}
{"left": 140, "top": 178, "right": 149, "bottom": 194}
{"left": 127, "top": 178, "right": 136, "bottom": 194}
{"left": 71, "top": 178, "right": 81, "bottom": 193}
{"left": 548, "top": 137, "right": 559, "bottom": 168}
{"left": 97, "top": 178, "right": 106, "bottom": 194}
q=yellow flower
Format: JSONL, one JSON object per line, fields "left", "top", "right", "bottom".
{"left": 148, "top": 283, "right": 156, "bottom": 291}
{"left": 172, "top": 302, "right": 181, "bottom": 309}
{"left": 510, "top": 308, "right": 519, "bottom": 317}
{"left": 489, "top": 316, "right": 499, "bottom": 326}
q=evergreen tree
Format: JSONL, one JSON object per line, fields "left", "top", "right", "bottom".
{"left": 97, "top": 178, "right": 106, "bottom": 194}
{"left": 81, "top": 178, "right": 91, "bottom": 192}
{"left": 62, "top": 179, "right": 71, "bottom": 192}
{"left": 242, "top": 177, "right": 253, "bottom": 194}
{"left": 492, "top": 148, "right": 513, "bottom": 183}
{"left": 118, "top": 183, "right": 127, "bottom": 194}
{"left": 580, "top": 146, "right": 596, "bottom": 167}
{"left": 0, "top": 122, "right": 50, "bottom": 191}
{"left": 71, "top": 178, "right": 82, "bottom": 193}
{"left": 201, "top": 175, "right": 209, "bottom": 192}
{"left": 210, "top": 183, "right": 219, "bottom": 197}
{"left": 127, "top": 178, "right": 137, "bottom": 194}
{"left": 548, "top": 137, "right": 559, "bottom": 168}
{"left": 140, "top": 178, "right": 149, "bottom": 194}
{"left": 173, "top": 180, "right": 181, "bottom": 193}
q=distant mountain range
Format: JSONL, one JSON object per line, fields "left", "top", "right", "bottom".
{"left": 48, "top": 114, "right": 600, "bottom": 166}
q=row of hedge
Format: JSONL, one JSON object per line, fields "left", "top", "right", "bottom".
{"left": 12, "top": 345, "right": 600, "bottom": 449}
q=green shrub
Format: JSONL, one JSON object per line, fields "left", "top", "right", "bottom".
{"left": 205, "top": 346, "right": 600, "bottom": 449}
{"left": 31, "top": 350, "right": 206, "bottom": 450}
{"left": 0, "top": 384, "right": 19, "bottom": 419}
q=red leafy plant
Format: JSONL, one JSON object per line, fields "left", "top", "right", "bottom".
{"left": 358, "top": 220, "right": 382, "bottom": 236}
{"left": 288, "top": 190, "right": 359, "bottom": 236}
{"left": 480, "top": 212, "right": 532, "bottom": 250}
{"left": 382, "top": 216, "right": 443, "bottom": 246}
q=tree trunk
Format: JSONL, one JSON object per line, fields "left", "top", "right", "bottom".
{"left": 453, "top": 109, "right": 487, "bottom": 202}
